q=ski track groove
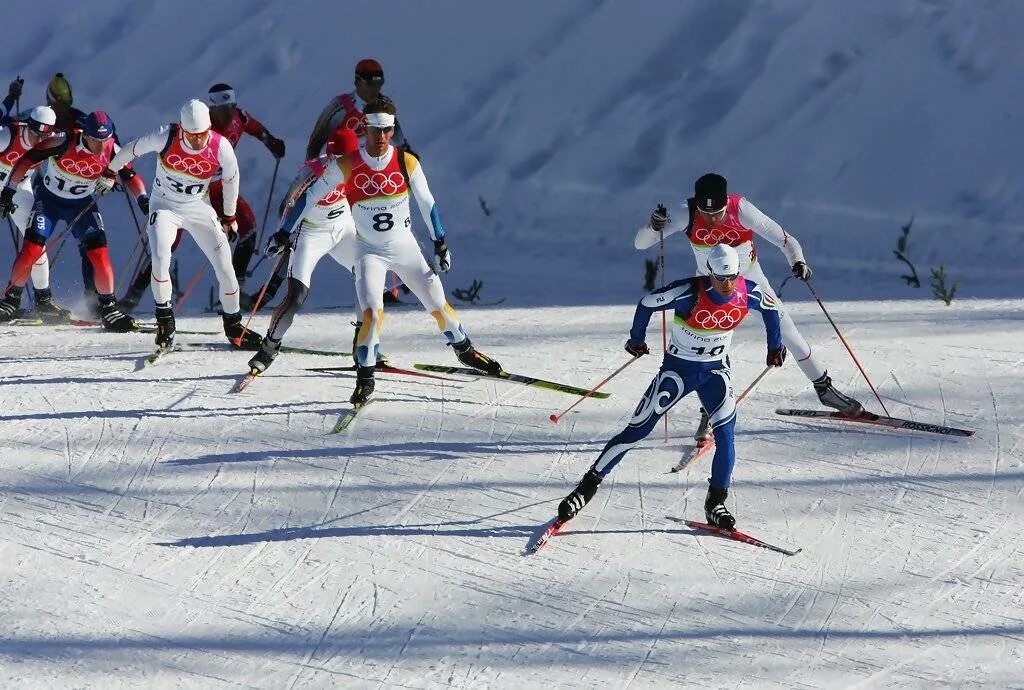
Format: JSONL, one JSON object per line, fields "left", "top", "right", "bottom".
{"left": 623, "top": 599, "right": 676, "bottom": 689}
{"left": 987, "top": 381, "right": 1001, "bottom": 500}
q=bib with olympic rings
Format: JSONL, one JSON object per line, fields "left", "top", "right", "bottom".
{"left": 338, "top": 94, "right": 365, "bottom": 138}
{"left": 0, "top": 123, "right": 43, "bottom": 180}
{"left": 42, "top": 132, "right": 116, "bottom": 199}
{"left": 345, "top": 146, "right": 414, "bottom": 246}
{"left": 152, "top": 129, "right": 223, "bottom": 203}
{"left": 670, "top": 278, "right": 749, "bottom": 362}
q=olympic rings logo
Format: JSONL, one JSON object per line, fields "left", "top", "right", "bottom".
{"left": 164, "top": 153, "right": 215, "bottom": 176}
{"left": 2, "top": 151, "right": 19, "bottom": 166}
{"left": 344, "top": 114, "right": 363, "bottom": 132}
{"left": 352, "top": 171, "right": 404, "bottom": 196}
{"left": 692, "top": 227, "right": 741, "bottom": 244}
{"left": 58, "top": 158, "right": 104, "bottom": 177}
{"left": 693, "top": 307, "right": 743, "bottom": 330}
{"left": 318, "top": 184, "right": 347, "bottom": 206}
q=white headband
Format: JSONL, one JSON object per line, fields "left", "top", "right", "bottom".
{"left": 363, "top": 112, "right": 395, "bottom": 128}
{"left": 207, "top": 89, "right": 236, "bottom": 106}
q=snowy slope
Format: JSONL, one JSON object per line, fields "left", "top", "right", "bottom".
{"left": 0, "top": 300, "right": 1021, "bottom": 687}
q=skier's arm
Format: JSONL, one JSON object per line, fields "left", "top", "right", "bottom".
{"left": 111, "top": 141, "right": 147, "bottom": 196}
{"left": 739, "top": 198, "right": 805, "bottom": 265}
{"left": 629, "top": 279, "right": 698, "bottom": 343}
{"left": 2, "top": 134, "right": 68, "bottom": 190}
{"left": 242, "top": 110, "right": 284, "bottom": 158}
{"left": 277, "top": 161, "right": 324, "bottom": 233}
{"left": 405, "top": 153, "right": 445, "bottom": 241}
{"left": 745, "top": 278, "right": 783, "bottom": 351}
{"left": 217, "top": 142, "right": 240, "bottom": 217}
{"left": 107, "top": 126, "right": 170, "bottom": 173}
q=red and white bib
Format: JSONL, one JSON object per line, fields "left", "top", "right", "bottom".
{"left": 42, "top": 132, "right": 116, "bottom": 199}
{"left": 152, "top": 127, "right": 223, "bottom": 203}
{"left": 688, "top": 194, "right": 758, "bottom": 272}
{"left": 671, "top": 278, "right": 749, "bottom": 362}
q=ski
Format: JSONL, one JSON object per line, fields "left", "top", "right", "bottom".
{"left": 69, "top": 319, "right": 220, "bottom": 335}
{"left": 306, "top": 364, "right": 462, "bottom": 382}
{"left": 524, "top": 518, "right": 565, "bottom": 555}
{"left": 668, "top": 517, "right": 801, "bottom": 557}
{"left": 193, "top": 342, "right": 350, "bottom": 357}
{"left": 413, "top": 365, "right": 611, "bottom": 399}
{"left": 775, "top": 408, "right": 974, "bottom": 437}
{"left": 331, "top": 399, "right": 374, "bottom": 433}
{"left": 231, "top": 369, "right": 260, "bottom": 393}
{"left": 143, "top": 343, "right": 183, "bottom": 366}
{"left": 5, "top": 317, "right": 44, "bottom": 326}
{"left": 669, "top": 440, "right": 714, "bottom": 473}
{"left": 453, "top": 298, "right": 507, "bottom": 307}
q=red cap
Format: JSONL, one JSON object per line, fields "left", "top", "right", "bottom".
{"left": 327, "top": 125, "right": 360, "bottom": 156}
{"left": 355, "top": 58, "right": 383, "bottom": 76}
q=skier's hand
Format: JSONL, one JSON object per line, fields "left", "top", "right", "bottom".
{"left": 94, "top": 169, "right": 118, "bottom": 195}
{"left": 7, "top": 77, "right": 23, "bottom": 101}
{"left": 432, "top": 238, "right": 452, "bottom": 273}
{"left": 791, "top": 261, "right": 812, "bottom": 281}
{"left": 767, "top": 345, "right": 787, "bottom": 367}
{"left": 266, "top": 229, "right": 291, "bottom": 256}
{"left": 650, "top": 204, "right": 669, "bottom": 231}
{"left": 264, "top": 134, "right": 286, "bottom": 159}
{"left": 220, "top": 215, "right": 238, "bottom": 242}
{"left": 136, "top": 194, "right": 149, "bottom": 216}
{"left": 0, "top": 187, "right": 15, "bottom": 219}
{"left": 625, "top": 340, "right": 650, "bottom": 357}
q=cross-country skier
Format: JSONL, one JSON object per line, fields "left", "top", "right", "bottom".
{"left": 345, "top": 99, "right": 500, "bottom": 404}
{"left": 100, "top": 99, "right": 262, "bottom": 350}
{"left": 0, "top": 106, "right": 72, "bottom": 321}
{"left": 635, "top": 172, "right": 863, "bottom": 444}
{"left": 246, "top": 125, "right": 373, "bottom": 374}
{"left": 558, "top": 244, "right": 785, "bottom": 530}
{"left": 0, "top": 110, "right": 144, "bottom": 330}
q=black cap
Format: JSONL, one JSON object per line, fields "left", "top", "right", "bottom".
{"left": 694, "top": 173, "right": 727, "bottom": 213}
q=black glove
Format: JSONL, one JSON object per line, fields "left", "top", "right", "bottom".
{"left": 136, "top": 194, "right": 149, "bottom": 216}
{"left": 432, "top": 238, "right": 452, "bottom": 273}
{"left": 767, "top": 345, "right": 787, "bottom": 367}
{"left": 266, "top": 229, "right": 292, "bottom": 256}
{"left": 650, "top": 204, "right": 669, "bottom": 231}
{"left": 625, "top": 340, "right": 650, "bottom": 357}
{"left": 264, "top": 133, "right": 286, "bottom": 159}
{"left": 7, "top": 77, "right": 23, "bottom": 101}
{"left": 0, "top": 187, "right": 15, "bottom": 219}
{"left": 791, "top": 261, "right": 812, "bottom": 281}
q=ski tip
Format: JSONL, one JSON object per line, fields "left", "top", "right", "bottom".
{"left": 549, "top": 413, "right": 559, "bottom": 424}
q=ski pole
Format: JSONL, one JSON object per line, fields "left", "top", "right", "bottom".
{"left": 174, "top": 266, "right": 206, "bottom": 312}
{"left": 44, "top": 197, "right": 98, "bottom": 254}
{"left": 116, "top": 186, "right": 149, "bottom": 295}
{"left": 805, "top": 279, "right": 889, "bottom": 415}
{"left": 232, "top": 252, "right": 285, "bottom": 347}
{"left": 254, "top": 157, "right": 280, "bottom": 254}
{"left": 658, "top": 227, "right": 668, "bottom": 443}
{"left": 549, "top": 355, "right": 641, "bottom": 424}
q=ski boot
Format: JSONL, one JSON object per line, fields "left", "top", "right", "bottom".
{"left": 558, "top": 469, "right": 602, "bottom": 522}
{"left": 813, "top": 372, "right": 863, "bottom": 415}
{"left": 351, "top": 321, "right": 392, "bottom": 367}
{"left": 33, "top": 288, "right": 71, "bottom": 323}
{"left": 0, "top": 289, "right": 22, "bottom": 321}
{"left": 704, "top": 482, "right": 735, "bottom": 530}
{"left": 248, "top": 337, "right": 281, "bottom": 374}
{"left": 223, "top": 311, "right": 262, "bottom": 350}
{"left": 453, "top": 337, "right": 502, "bottom": 375}
{"left": 694, "top": 408, "right": 712, "bottom": 448}
{"left": 155, "top": 303, "right": 175, "bottom": 348}
{"left": 98, "top": 294, "right": 139, "bottom": 332}
{"left": 350, "top": 365, "right": 375, "bottom": 405}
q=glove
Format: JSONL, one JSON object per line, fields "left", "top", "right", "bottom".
{"left": 791, "top": 261, "right": 812, "bottom": 281}
{"left": 264, "top": 134, "right": 286, "bottom": 159}
{"left": 94, "top": 169, "right": 118, "bottom": 195}
{"left": 625, "top": 340, "right": 650, "bottom": 357}
{"left": 136, "top": 194, "right": 149, "bottom": 216}
{"left": 650, "top": 204, "right": 669, "bottom": 231}
{"left": 266, "top": 229, "right": 291, "bottom": 256}
{"left": 0, "top": 187, "right": 15, "bottom": 219}
{"left": 432, "top": 238, "right": 452, "bottom": 273}
{"left": 7, "top": 77, "right": 23, "bottom": 101}
{"left": 767, "top": 345, "right": 787, "bottom": 367}
{"left": 220, "top": 214, "right": 238, "bottom": 242}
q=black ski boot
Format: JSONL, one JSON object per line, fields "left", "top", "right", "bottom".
{"left": 813, "top": 372, "right": 863, "bottom": 415}
{"left": 704, "top": 482, "right": 735, "bottom": 530}
{"left": 248, "top": 337, "right": 281, "bottom": 374}
{"left": 223, "top": 311, "right": 262, "bottom": 350}
{"left": 694, "top": 408, "right": 712, "bottom": 447}
{"left": 33, "top": 288, "right": 71, "bottom": 323}
{"left": 558, "top": 469, "right": 602, "bottom": 522}
{"left": 0, "top": 289, "right": 22, "bottom": 321}
{"left": 350, "top": 365, "right": 375, "bottom": 405}
{"left": 155, "top": 303, "right": 175, "bottom": 348}
{"left": 98, "top": 294, "right": 139, "bottom": 332}
{"left": 453, "top": 337, "right": 502, "bottom": 375}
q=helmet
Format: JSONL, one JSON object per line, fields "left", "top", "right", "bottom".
{"left": 326, "top": 125, "right": 359, "bottom": 156}
{"left": 82, "top": 111, "right": 114, "bottom": 140}
{"left": 694, "top": 173, "right": 728, "bottom": 213}
{"left": 27, "top": 106, "right": 57, "bottom": 135}
{"left": 207, "top": 82, "right": 236, "bottom": 107}
{"left": 46, "top": 72, "right": 73, "bottom": 107}
{"left": 706, "top": 244, "right": 740, "bottom": 278}
{"left": 354, "top": 58, "right": 385, "bottom": 85}
{"left": 180, "top": 99, "right": 211, "bottom": 133}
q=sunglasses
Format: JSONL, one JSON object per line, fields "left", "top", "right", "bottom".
{"left": 367, "top": 125, "right": 394, "bottom": 134}
{"left": 711, "top": 272, "right": 739, "bottom": 282}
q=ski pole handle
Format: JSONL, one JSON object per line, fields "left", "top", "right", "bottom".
{"left": 549, "top": 356, "right": 640, "bottom": 424}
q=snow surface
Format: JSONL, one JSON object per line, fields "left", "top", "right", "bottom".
{"left": 1, "top": 1, "right": 1023, "bottom": 687}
